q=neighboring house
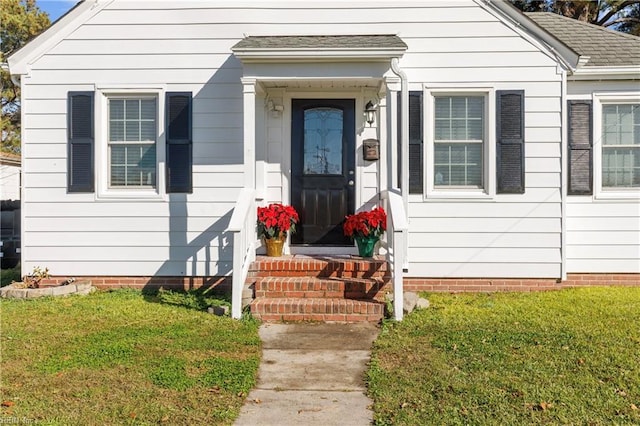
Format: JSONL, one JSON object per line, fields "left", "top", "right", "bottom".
{"left": 0, "top": 152, "right": 21, "bottom": 202}
{"left": 0, "top": 152, "right": 21, "bottom": 268}
{"left": 6, "top": 1, "right": 639, "bottom": 316}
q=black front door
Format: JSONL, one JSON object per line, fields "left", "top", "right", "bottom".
{"left": 291, "top": 99, "right": 355, "bottom": 245}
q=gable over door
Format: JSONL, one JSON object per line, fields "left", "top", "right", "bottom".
{"left": 291, "top": 99, "right": 355, "bottom": 246}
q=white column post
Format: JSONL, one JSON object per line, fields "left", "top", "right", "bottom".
{"left": 385, "top": 77, "right": 401, "bottom": 190}
{"left": 378, "top": 89, "right": 388, "bottom": 193}
{"left": 241, "top": 78, "right": 256, "bottom": 189}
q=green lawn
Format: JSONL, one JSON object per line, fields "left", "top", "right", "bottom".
{"left": 368, "top": 287, "right": 640, "bottom": 425}
{"left": 0, "top": 289, "right": 260, "bottom": 425}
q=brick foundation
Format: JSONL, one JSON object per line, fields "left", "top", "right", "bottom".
{"left": 38, "top": 273, "right": 639, "bottom": 294}
{"left": 39, "top": 276, "right": 231, "bottom": 293}
{"left": 404, "top": 273, "right": 640, "bottom": 292}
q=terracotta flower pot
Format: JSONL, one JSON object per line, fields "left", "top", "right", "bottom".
{"left": 264, "top": 234, "right": 286, "bottom": 257}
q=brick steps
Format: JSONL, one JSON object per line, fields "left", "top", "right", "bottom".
{"left": 249, "top": 256, "right": 388, "bottom": 278}
{"left": 254, "top": 276, "right": 388, "bottom": 299}
{"left": 250, "top": 297, "right": 385, "bottom": 323}
{"left": 248, "top": 255, "right": 390, "bottom": 323}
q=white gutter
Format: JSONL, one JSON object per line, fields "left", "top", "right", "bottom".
{"left": 390, "top": 58, "right": 409, "bottom": 214}
{"left": 560, "top": 67, "right": 568, "bottom": 282}
{"left": 570, "top": 66, "right": 640, "bottom": 80}
{"left": 480, "top": 0, "right": 580, "bottom": 72}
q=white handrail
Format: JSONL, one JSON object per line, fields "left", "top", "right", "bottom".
{"left": 381, "top": 189, "right": 409, "bottom": 321}
{"left": 228, "top": 188, "right": 257, "bottom": 319}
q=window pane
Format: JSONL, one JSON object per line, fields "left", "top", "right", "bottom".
{"left": 435, "top": 119, "right": 450, "bottom": 140}
{"left": 125, "top": 120, "right": 140, "bottom": 141}
{"left": 125, "top": 100, "right": 139, "bottom": 119}
{"left": 140, "top": 121, "right": 156, "bottom": 141}
{"left": 434, "top": 142, "right": 482, "bottom": 187}
{"left": 110, "top": 144, "right": 156, "bottom": 188}
{"left": 110, "top": 145, "right": 126, "bottom": 186}
{"left": 435, "top": 97, "right": 450, "bottom": 118}
{"left": 467, "top": 97, "right": 483, "bottom": 118}
{"left": 468, "top": 118, "right": 483, "bottom": 140}
{"left": 110, "top": 100, "right": 124, "bottom": 120}
{"left": 451, "top": 97, "right": 466, "bottom": 117}
{"left": 109, "top": 121, "right": 124, "bottom": 141}
{"left": 141, "top": 100, "right": 155, "bottom": 120}
{"left": 602, "top": 147, "right": 639, "bottom": 188}
{"left": 451, "top": 119, "right": 467, "bottom": 140}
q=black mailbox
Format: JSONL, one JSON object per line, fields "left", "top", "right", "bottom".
{"left": 363, "top": 139, "right": 380, "bottom": 161}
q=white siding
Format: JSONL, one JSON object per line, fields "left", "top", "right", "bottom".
{"left": 21, "top": 0, "right": 564, "bottom": 278}
{"left": 565, "top": 80, "right": 640, "bottom": 274}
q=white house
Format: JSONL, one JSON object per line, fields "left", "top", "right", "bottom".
{"left": 7, "top": 0, "right": 639, "bottom": 319}
{"left": 0, "top": 152, "right": 21, "bottom": 202}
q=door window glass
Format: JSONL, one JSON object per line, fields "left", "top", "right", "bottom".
{"left": 303, "top": 107, "right": 343, "bottom": 175}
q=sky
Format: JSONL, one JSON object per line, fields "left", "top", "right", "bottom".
{"left": 37, "top": 0, "right": 79, "bottom": 22}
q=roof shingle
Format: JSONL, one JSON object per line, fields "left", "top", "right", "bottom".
{"left": 525, "top": 12, "right": 640, "bottom": 67}
{"left": 232, "top": 35, "right": 407, "bottom": 51}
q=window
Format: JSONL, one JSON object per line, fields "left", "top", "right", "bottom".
{"left": 601, "top": 103, "right": 640, "bottom": 188}
{"left": 108, "top": 97, "right": 157, "bottom": 188}
{"left": 433, "top": 96, "right": 484, "bottom": 188}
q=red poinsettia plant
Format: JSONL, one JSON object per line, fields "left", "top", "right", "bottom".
{"left": 257, "top": 203, "right": 299, "bottom": 240}
{"left": 343, "top": 207, "right": 387, "bottom": 239}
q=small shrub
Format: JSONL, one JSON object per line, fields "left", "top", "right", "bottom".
{"left": 1, "top": 266, "right": 21, "bottom": 287}
{"left": 22, "top": 266, "right": 50, "bottom": 288}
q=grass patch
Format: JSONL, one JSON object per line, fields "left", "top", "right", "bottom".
{"left": 368, "top": 287, "right": 640, "bottom": 425}
{"left": 149, "top": 287, "right": 232, "bottom": 313}
{"left": 1, "top": 266, "right": 21, "bottom": 287}
{"left": 0, "top": 289, "right": 260, "bottom": 425}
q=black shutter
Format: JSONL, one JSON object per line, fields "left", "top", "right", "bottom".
{"left": 67, "top": 91, "right": 94, "bottom": 193}
{"left": 166, "top": 92, "right": 193, "bottom": 193}
{"left": 496, "top": 90, "right": 525, "bottom": 194}
{"left": 398, "top": 91, "right": 423, "bottom": 193}
{"left": 568, "top": 100, "right": 593, "bottom": 195}
{"left": 408, "top": 91, "right": 423, "bottom": 193}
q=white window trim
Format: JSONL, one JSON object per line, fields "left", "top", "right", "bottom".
{"left": 95, "top": 87, "right": 166, "bottom": 200}
{"left": 424, "top": 86, "right": 496, "bottom": 200}
{"left": 593, "top": 92, "right": 640, "bottom": 200}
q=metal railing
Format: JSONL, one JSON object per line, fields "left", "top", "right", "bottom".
{"left": 381, "top": 189, "right": 409, "bottom": 321}
{"left": 228, "top": 188, "right": 257, "bottom": 319}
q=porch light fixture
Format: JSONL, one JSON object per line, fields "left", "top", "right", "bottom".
{"left": 364, "top": 101, "right": 377, "bottom": 126}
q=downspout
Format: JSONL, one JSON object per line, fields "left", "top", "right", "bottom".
{"left": 560, "top": 66, "right": 568, "bottom": 282}
{"left": 390, "top": 58, "right": 409, "bottom": 214}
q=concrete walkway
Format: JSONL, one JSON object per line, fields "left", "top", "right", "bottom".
{"left": 234, "top": 322, "right": 380, "bottom": 426}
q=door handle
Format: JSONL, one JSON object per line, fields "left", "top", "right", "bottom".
{"left": 348, "top": 180, "right": 354, "bottom": 186}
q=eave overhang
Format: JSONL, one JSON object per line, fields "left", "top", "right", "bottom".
{"left": 232, "top": 35, "right": 407, "bottom": 63}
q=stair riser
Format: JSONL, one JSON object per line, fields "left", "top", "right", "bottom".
{"left": 254, "top": 280, "right": 388, "bottom": 291}
{"left": 254, "top": 284, "right": 389, "bottom": 299}
{"left": 252, "top": 301, "right": 383, "bottom": 315}
{"left": 249, "top": 270, "right": 389, "bottom": 279}
{"left": 254, "top": 313, "right": 382, "bottom": 323}
{"left": 248, "top": 260, "right": 388, "bottom": 280}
